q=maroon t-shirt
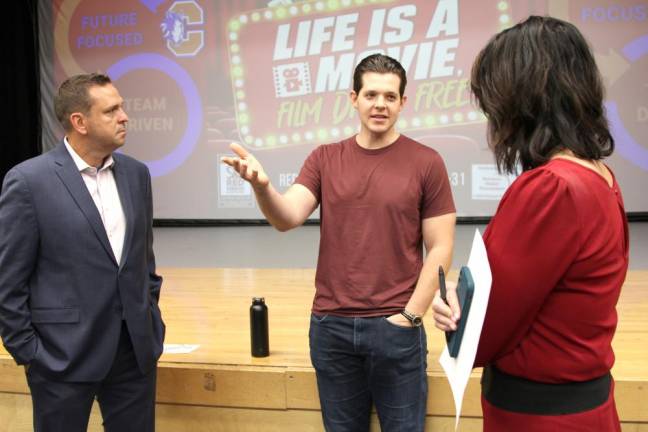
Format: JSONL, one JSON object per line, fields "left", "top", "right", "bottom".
{"left": 295, "top": 135, "right": 455, "bottom": 316}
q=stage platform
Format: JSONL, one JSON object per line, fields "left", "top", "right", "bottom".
{"left": 1, "top": 269, "right": 647, "bottom": 431}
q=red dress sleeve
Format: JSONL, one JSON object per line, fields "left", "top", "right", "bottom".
{"left": 474, "top": 168, "right": 583, "bottom": 367}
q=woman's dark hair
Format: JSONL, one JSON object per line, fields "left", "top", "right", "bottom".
{"left": 353, "top": 53, "right": 407, "bottom": 97}
{"left": 470, "top": 16, "right": 614, "bottom": 174}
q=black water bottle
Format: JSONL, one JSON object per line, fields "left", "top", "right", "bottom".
{"left": 250, "top": 297, "right": 269, "bottom": 357}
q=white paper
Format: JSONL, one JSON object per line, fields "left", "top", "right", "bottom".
{"left": 439, "top": 229, "right": 492, "bottom": 430}
{"left": 163, "top": 344, "right": 200, "bottom": 354}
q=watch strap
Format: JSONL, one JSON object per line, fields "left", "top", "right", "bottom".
{"left": 401, "top": 309, "right": 423, "bottom": 326}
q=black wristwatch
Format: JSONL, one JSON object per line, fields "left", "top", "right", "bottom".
{"left": 401, "top": 309, "right": 423, "bottom": 327}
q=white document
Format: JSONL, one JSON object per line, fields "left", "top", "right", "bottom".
{"left": 439, "top": 229, "right": 492, "bottom": 430}
{"left": 163, "top": 344, "right": 201, "bottom": 354}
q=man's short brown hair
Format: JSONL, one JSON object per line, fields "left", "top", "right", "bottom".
{"left": 54, "top": 73, "right": 112, "bottom": 131}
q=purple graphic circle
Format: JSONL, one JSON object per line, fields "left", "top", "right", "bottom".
{"left": 607, "top": 35, "right": 648, "bottom": 171}
{"left": 606, "top": 102, "right": 648, "bottom": 171}
{"left": 107, "top": 53, "right": 202, "bottom": 177}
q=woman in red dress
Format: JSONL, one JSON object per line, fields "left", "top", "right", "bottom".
{"left": 433, "top": 16, "right": 629, "bottom": 431}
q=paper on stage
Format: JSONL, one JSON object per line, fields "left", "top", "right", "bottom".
{"left": 163, "top": 344, "right": 200, "bottom": 354}
{"left": 439, "top": 229, "right": 492, "bottom": 430}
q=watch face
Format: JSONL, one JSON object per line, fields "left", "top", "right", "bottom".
{"left": 412, "top": 316, "right": 423, "bottom": 327}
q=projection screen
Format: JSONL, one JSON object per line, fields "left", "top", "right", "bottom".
{"left": 38, "top": 0, "right": 648, "bottom": 220}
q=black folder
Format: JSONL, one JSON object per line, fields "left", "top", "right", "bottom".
{"left": 445, "top": 266, "right": 475, "bottom": 358}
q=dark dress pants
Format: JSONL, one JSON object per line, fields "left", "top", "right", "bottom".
{"left": 26, "top": 322, "right": 157, "bottom": 432}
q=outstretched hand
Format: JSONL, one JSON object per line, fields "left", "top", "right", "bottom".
{"left": 221, "top": 143, "right": 270, "bottom": 190}
{"left": 432, "top": 280, "right": 460, "bottom": 331}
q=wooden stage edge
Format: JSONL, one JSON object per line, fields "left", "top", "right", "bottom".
{"left": 1, "top": 268, "right": 647, "bottom": 431}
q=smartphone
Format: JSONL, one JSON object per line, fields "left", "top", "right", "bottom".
{"left": 445, "top": 266, "right": 475, "bottom": 358}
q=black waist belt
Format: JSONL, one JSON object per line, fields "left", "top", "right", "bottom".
{"left": 481, "top": 365, "right": 611, "bottom": 415}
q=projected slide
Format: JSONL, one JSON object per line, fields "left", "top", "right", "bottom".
{"left": 42, "top": 0, "right": 648, "bottom": 218}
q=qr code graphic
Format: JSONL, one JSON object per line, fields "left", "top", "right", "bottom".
{"left": 273, "top": 62, "right": 312, "bottom": 98}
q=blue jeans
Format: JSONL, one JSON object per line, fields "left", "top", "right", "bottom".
{"left": 309, "top": 314, "right": 428, "bottom": 432}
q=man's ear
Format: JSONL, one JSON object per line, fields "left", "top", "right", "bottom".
{"left": 69, "top": 113, "right": 88, "bottom": 135}
{"left": 349, "top": 90, "right": 358, "bottom": 109}
{"left": 400, "top": 94, "right": 407, "bottom": 108}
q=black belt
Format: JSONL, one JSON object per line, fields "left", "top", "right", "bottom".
{"left": 481, "top": 365, "right": 611, "bottom": 415}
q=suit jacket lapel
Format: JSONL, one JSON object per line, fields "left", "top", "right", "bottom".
{"left": 50, "top": 143, "right": 118, "bottom": 265}
{"left": 113, "top": 156, "right": 134, "bottom": 270}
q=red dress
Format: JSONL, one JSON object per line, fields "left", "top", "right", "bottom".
{"left": 476, "top": 158, "right": 629, "bottom": 431}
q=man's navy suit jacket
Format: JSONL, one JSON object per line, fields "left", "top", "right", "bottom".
{"left": 0, "top": 142, "right": 165, "bottom": 381}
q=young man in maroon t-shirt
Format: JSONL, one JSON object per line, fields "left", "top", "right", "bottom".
{"left": 223, "top": 54, "right": 456, "bottom": 431}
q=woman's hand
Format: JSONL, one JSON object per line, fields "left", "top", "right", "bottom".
{"left": 432, "top": 280, "right": 460, "bottom": 331}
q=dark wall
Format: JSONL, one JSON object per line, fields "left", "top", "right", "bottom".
{"left": 1, "top": 0, "right": 40, "bottom": 184}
